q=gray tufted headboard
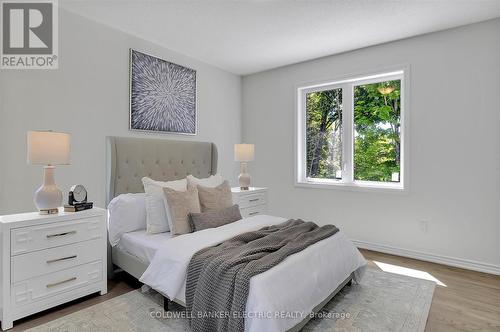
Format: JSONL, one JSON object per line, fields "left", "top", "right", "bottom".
{"left": 106, "top": 136, "right": 218, "bottom": 204}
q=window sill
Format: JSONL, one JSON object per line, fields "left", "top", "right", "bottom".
{"left": 295, "top": 179, "right": 406, "bottom": 193}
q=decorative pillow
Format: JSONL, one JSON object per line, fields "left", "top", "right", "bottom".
{"left": 187, "top": 174, "right": 224, "bottom": 188}
{"left": 162, "top": 186, "right": 201, "bottom": 236}
{"left": 197, "top": 180, "right": 233, "bottom": 212}
{"left": 142, "top": 177, "right": 187, "bottom": 234}
{"left": 189, "top": 204, "right": 242, "bottom": 232}
{"left": 107, "top": 193, "right": 147, "bottom": 246}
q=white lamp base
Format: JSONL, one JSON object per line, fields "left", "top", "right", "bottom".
{"left": 34, "top": 166, "right": 63, "bottom": 214}
{"left": 238, "top": 162, "right": 251, "bottom": 190}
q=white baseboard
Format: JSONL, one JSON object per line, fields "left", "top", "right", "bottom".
{"left": 352, "top": 239, "right": 500, "bottom": 276}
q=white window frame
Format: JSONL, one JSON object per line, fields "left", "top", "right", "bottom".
{"left": 295, "top": 68, "right": 409, "bottom": 192}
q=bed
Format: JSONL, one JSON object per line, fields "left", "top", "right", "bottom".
{"left": 106, "top": 136, "right": 366, "bottom": 332}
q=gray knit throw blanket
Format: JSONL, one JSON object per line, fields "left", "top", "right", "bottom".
{"left": 185, "top": 219, "right": 339, "bottom": 332}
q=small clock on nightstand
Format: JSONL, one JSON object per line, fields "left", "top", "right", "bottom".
{"left": 231, "top": 187, "right": 268, "bottom": 218}
{"left": 64, "top": 185, "right": 93, "bottom": 212}
{"left": 68, "top": 184, "right": 87, "bottom": 205}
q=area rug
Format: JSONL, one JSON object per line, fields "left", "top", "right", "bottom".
{"left": 26, "top": 267, "right": 435, "bottom": 332}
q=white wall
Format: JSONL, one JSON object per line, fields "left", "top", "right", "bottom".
{"left": 242, "top": 19, "right": 500, "bottom": 271}
{"left": 0, "top": 9, "right": 242, "bottom": 214}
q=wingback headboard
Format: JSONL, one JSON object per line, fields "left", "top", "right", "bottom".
{"left": 106, "top": 136, "right": 218, "bottom": 204}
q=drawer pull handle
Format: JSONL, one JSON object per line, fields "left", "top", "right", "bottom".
{"left": 46, "top": 230, "right": 77, "bottom": 238}
{"left": 46, "top": 277, "right": 77, "bottom": 288}
{"left": 46, "top": 255, "right": 77, "bottom": 264}
{"left": 249, "top": 199, "right": 259, "bottom": 202}
{"left": 249, "top": 212, "right": 259, "bottom": 216}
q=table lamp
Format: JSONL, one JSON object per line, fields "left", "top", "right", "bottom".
{"left": 234, "top": 143, "right": 254, "bottom": 190}
{"left": 27, "top": 131, "right": 71, "bottom": 214}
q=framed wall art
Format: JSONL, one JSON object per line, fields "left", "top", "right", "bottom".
{"left": 129, "top": 49, "right": 197, "bottom": 135}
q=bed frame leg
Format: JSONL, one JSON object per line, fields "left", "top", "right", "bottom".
{"left": 163, "top": 297, "right": 170, "bottom": 311}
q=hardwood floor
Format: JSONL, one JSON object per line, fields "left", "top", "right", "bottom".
{"left": 360, "top": 249, "right": 500, "bottom": 332}
{"left": 7, "top": 250, "right": 500, "bottom": 331}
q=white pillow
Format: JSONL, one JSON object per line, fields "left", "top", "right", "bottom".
{"left": 107, "top": 193, "right": 147, "bottom": 247}
{"left": 142, "top": 177, "right": 187, "bottom": 234}
{"left": 187, "top": 174, "right": 224, "bottom": 188}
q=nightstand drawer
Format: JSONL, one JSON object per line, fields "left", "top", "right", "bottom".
{"left": 11, "top": 238, "right": 103, "bottom": 283}
{"left": 11, "top": 260, "right": 103, "bottom": 308}
{"left": 240, "top": 204, "right": 267, "bottom": 218}
{"left": 237, "top": 192, "right": 266, "bottom": 209}
{"left": 11, "top": 218, "right": 102, "bottom": 256}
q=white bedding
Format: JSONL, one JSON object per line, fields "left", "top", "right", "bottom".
{"left": 117, "top": 230, "right": 172, "bottom": 263}
{"left": 140, "top": 215, "right": 366, "bottom": 332}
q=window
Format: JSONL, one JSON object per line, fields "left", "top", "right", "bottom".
{"left": 297, "top": 70, "right": 406, "bottom": 190}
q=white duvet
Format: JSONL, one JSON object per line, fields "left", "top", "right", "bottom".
{"left": 140, "top": 215, "right": 366, "bottom": 332}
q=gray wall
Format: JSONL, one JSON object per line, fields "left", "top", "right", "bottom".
{"left": 0, "top": 9, "right": 242, "bottom": 214}
{"left": 242, "top": 19, "right": 500, "bottom": 269}
{"left": 1, "top": 8, "right": 499, "bottom": 272}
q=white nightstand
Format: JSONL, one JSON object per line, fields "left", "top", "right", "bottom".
{"left": 0, "top": 208, "right": 108, "bottom": 330}
{"left": 231, "top": 187, "right": 268, "bottom": 218}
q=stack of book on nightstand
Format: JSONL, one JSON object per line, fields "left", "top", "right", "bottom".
{"left": 64, "top": 202, "right": 93, "bottom": 212}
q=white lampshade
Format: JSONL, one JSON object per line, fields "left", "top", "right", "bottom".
{"left": 234, "top": 144, "right": 255, "bottom": 162}
{"left": 27, "top": 131, "right": 71, "bottom": 165}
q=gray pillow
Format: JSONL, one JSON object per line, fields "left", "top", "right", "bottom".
{"left": 189, "top": 204, "right": 242, "bottom": 232}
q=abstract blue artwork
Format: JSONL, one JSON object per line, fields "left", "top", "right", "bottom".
{"left": 130, "top": 49, "right": 196, "bottom": 134}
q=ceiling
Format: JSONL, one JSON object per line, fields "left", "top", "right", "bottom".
{"left": 61, "top": 0, "right": 500, "bottom": 75}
